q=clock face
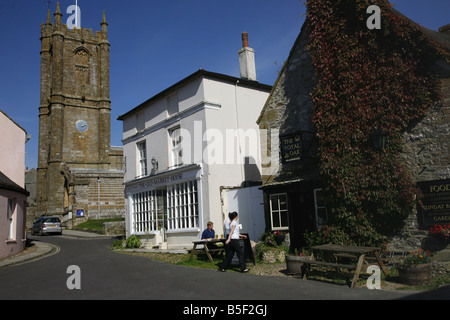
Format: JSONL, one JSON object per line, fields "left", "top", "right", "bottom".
{"left": 76, "top": 120, "right": 88, "bottom": 133}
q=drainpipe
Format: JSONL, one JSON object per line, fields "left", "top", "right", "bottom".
{"left": 97, "top": 177, "right": 101, "bottom": 219}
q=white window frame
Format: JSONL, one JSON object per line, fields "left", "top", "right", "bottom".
{"left": 169, "top": 127, "right": 183, "bottom": 167}
{"left": 131, "top": 180, "right": 199, "bottom": 234}
{"left": 269, "top": 193, "right": 289, "bottom": 231}
{"left": 137, "top": 140, "right": 148, "bottom": 178}
{"left": 167, "top": 180, "right": 198, "bottom": 230}
{"left": 314, "top": 188, "right": 328, "bottom": 229}
{"left": 7, "top": 198, "right": 16, "bottom": 240}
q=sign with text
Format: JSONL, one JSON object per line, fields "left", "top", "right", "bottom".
{"left": 281, "top": 134, "right": 301, "bottom": 163}
{"left": 417, "top": 179, "right": 450, "bottom": 227}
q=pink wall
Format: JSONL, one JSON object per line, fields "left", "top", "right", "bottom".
{"left": 0, "top": 190, "right": 27, "bottom": 259}
{"left": 0, "top": 110, "right": 28, "bottom": 259}
{"left": 0, "top": 110, "right": 26, "bottom": 187}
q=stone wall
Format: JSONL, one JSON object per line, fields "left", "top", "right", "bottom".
{"left": 402, "top": 78, "right": 450, "bottom": 182}
{"left": 257, "top": 24, "right": 319, "bottom": 184}
{"left": 102, "top": 221, "right": 125, "bottom": 236}
{"left": 389, "top": 75, "right": 450, "bottom": 263}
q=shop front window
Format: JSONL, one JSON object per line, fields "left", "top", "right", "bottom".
{"left": 131, "top": 180, "right": 199, "bottom": 234}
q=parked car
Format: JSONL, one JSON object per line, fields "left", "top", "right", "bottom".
{"left": 31, "top": 216, "right": 62, "bottom": 235}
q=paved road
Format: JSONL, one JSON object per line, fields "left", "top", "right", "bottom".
{"left": 0, "top": 234, "right": 448, "bottom": 301}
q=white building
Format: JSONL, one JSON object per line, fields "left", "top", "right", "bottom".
{"left": 118, "top": 33, "right": 271, "bottom": 248}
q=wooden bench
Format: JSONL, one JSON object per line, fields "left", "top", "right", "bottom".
{"left": 189, "top": 239, "right": 225, "bottom": 263}
{"left": 297, "top": 257, "right": 357, "bottom": 271}
{"left": 302, "top": 244, "right": 389, "bottom": 288}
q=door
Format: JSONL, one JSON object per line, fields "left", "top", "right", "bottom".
{"left": 288, "top": 190, "right": 316, "bottom": 252}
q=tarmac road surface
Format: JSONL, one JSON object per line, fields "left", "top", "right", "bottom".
{"left": 0, "top": 231, "right": 448, "bottom": 302}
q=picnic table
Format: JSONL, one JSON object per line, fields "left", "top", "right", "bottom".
{"left": 300, "top": 244, "right": 389, "bottom": 288}
{"left": 189, "top": 239, "right": 225, "bottom": 263}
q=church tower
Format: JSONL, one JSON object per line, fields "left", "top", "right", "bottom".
{"left": 37, "top": 3, "right": 124, "bottom": 227}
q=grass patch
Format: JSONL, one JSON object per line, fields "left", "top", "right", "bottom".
{"left": 74, "top": 218, "right": 124, "bottom": 231}
{"left": 175, "top": 255, "right": 222, "bottom": 270}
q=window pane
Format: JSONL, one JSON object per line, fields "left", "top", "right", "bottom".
{"left": 280, "top": 211, "right": 289, "bottom": 227}
{"left": 317, "top": 208, "right": 327, "bottom": 228}
{"left": 271, "top": 195, "right": 279, "bottom": 211}
{"left": 272, "top": 212, "right": 280, "bottom": 228}
{"left": 315, "top": 190, "right": 326, "bottom": 207}
{"left": 279, "top": 195, "right": 287, "bottom": 210}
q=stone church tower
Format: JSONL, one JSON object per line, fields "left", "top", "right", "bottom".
{"left": 36, "top": 3, "right": 124, "bottom": 228}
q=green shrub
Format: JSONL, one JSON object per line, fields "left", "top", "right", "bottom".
{"left": 112, "top": 239, "right": 124, "bottom": 249}
{"left": 304, "top": 225, "right": 353, "bottom": 248}
{"left": 125, "top": 235, "right": 141, "bottom": 248}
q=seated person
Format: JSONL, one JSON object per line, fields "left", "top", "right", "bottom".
{"left": 202, "top": 221, "right": 215, "bottom": 240}
{"left": 202, "top": 221, "right": 219, "bottom": 251}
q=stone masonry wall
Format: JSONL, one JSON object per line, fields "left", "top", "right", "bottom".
{"left": 258, "top": 24, "right": 318, "bottom": 184}
{"left": 388, "top": 76, "right": 450, "bottom": 264}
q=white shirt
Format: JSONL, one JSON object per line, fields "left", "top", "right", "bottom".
{"left": 224, "top": 218, "right": 230, "bottom": 236}
{"left": 230, "top": 220, "right": 240, "bottom": 240}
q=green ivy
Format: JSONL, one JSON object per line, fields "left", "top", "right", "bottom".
{"left": 306, "top": 0, "right": 450, "bottom": 246}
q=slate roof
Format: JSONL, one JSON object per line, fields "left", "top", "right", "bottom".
{"left": 0, "top": 171, "right": 29, "bottom": 196}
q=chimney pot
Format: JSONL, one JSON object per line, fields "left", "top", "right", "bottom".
{"left": 242, "top": 32, "right": 249, "bottom": 48}
{"left": 239, "top": 32, "right": 256, "bottom": 81}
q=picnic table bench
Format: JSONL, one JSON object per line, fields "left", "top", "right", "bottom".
{"left": 299, "top": 244, "right": 389, "bottom": 288}
{"left": 189, "top": 239, "right": 225, "bottom": 263}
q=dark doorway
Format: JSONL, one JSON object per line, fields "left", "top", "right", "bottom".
{"left": 288, "top": 190, "right": 316, "bottom": 253}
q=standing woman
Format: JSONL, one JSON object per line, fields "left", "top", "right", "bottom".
{"left": 219, "top": 212, "right": 249, "bottom": 273}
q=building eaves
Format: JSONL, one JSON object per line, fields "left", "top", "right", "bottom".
{"left": 117, "top": 69, "right": 272, "bottom": 121}
{"left": 0, "top": 171, "right": 29, "bottom": 196}
{"left": 0, "top": 108, "right": 27, "bottom": 134}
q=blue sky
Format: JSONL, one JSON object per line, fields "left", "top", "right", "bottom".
{"left": 0, "top": 0, "right": 449, "bottom": 170}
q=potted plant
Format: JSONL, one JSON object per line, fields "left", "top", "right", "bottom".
{"left": 285, "top": 249, "right": 309, "bottom": 276}
{"left": 397, "top": 249, "right": 433, "bottom": 286}
{"left": 430, "top": 224, "right": 450, "bottom": 242}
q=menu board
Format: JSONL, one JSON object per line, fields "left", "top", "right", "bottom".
{"left": 417, "top": 179, "right": 450, "bottom": 227}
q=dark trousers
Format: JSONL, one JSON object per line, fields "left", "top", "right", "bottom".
{"left": 220, "top": 239, "right": 246, "bottom": 271}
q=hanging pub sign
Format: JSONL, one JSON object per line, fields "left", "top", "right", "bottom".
{"left": 417, "top": 179, "right": 450, "bottom": 227}
{"left": 280, "top": 134, "right": 301, "bottom": 163}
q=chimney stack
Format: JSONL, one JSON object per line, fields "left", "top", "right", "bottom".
{"left": 239, "top": 32, "right": 257, "bottom": 81}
